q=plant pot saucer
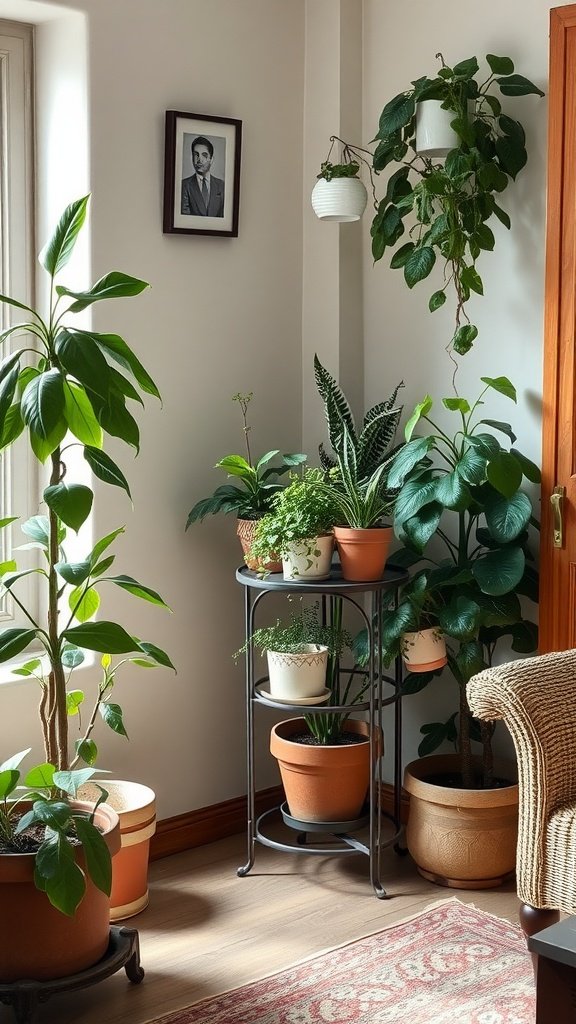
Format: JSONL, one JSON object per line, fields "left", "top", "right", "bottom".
{"left": 255, "top": 683, "right": 331, "bottom": 706}
{"left": 280, "top": 801, "right": 369, "bottom": 833}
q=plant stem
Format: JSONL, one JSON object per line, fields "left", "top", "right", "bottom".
{"left": 47, "top": 448, "right": 68, "bottom": 771}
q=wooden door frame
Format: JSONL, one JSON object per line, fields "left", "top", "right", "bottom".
{"left": 540, "top": 5, "right": 576, "bottom": 651}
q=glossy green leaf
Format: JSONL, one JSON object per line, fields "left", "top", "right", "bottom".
{"left": 24, "top": 763, "right": 55, "bottom": 788}
{"left": 43, "top": 849, "right": 85, "bottom": 916}
{"left": 83, "top": 447, "right": 131, "bottom": 498}
{"left": 56, "top": 272, "right": 149, "bottom": 312}
{"left": 510, "top": 448, "right": 541, "bottom": 484}
{"left": 99, "top": 701, "right": 128, "bottom": 738}
{"left": 467, "top": 433, "right": 501, "bottom": 457}
{"left": 74, "top": 815, "right": 112, "bottom": 895}
{"left": 455, "top": 640, "right": 486, "bottom": 683}
{"left": 90, "top": 555, "right": 115, "bottom": 578}
{"left": 442, "top": 397, "right": 470, "bottom": 413}
{"left": 472, "top": 546, "right": 525, "bottom": 595}
{"left": 29, "top": 416, "right": 67, "bottom": 463}
{"left": 479, "top": 419, "right": 517, "bottom": 444}
{"left": 404, "top": 397, "right": 433, "bottom": 442}
{"left": 63, "top": 380, "right": 103, "bottom": 447}
{"left": 55, "top": 560, "right": 92, "bottom": 586}
{"left": 404, "top": 246, "right": 435, "bottom": 288}
{"left": 429, "top": 290, "right": 446, "bottom": 312}
{"left": 394, "top": 477, "right": 439, "bottom": 527}
{"left": 61, "top": 645, "right": 85, "bottom": 669}
{"left": 104, "top": 575, "right": 170, "bottom": 609}
{"left": 55, "top": 330, "right": 111, "bottom": 400}
{"left": 379, "top": 92, "right": 415, "bottom": 136}
{"left": 511, "top": 620, "right": 538, "bottom": 653}
{"left": 487, "top": 54, "right": 514, "bottom": 76}
{"left": 0, "top": 403, "right": 25, "bottom": 449}
{"left": 460, "top": 266, "right": 483, "bottom": 296}
{"left": 439, "top": 596, "right": 481, "bottom": 640}
{"left": 66, "top": 690, "right": 84, "bottom": 716}
{"left": 68, "top": 585, "right": 100, "bottom": 624}
{"left": 12, "top": 658, "right": 42, "bottom": 677}
{"left": 21, "top": 369, "right": 65, "bottom": 440}
{"left": 39, "top": 196, "right": 89, "bottom": 276}
{"left": 63, "top": 621, "right": 138, "bottom": 654}
{"left": 485, "top": 490, "right": 532, "bottom": 543}
{"left": 0, "top": 627, "right": 36, "bottom": 662}
{"left": 75, "top": 738, "right": 97, "bottom": 765}
{"left": 137, "top": 641, "right": 176, "bottom": 671}
{"left": 480, "top": 375, "right": 516, "bottom": 402}
{"left": 456, "top": 447, "right": 486, "bottom": 485}
{"left": 486, "top": 451, "right": 523, "bottom": 499}
{"left": 418, "top": 720, "right": 452, "bottom": 757}
{"left": 496, "top": 74, "right": 544, "bottom": 98}
{"left": 452, "top": 324, "right": 478, "bottom": 355}
{"left": 0, "top": 769, "right": 19, "bottom": 799}
{"left": 53, "top": 767, "right": 97, "bottom": 797}
{"left": 435, "top": 472, "right": 471, "bottom": 510}
{"left": 86, "top": 332, "right": 160, "bottom": 400}
{"left": 402, "top": 503, "right": 442, "bottom": 553}
{"left": 388, "top": 435, "right": 434, "bottom": 485}
{"left": 90, "top": 527, "right": 125, "bottom": 564}
{"left": 86, "top": 388, "right": 140, "bottom": 452}
{"left": 44, "top": 483, "right": 93, "bottom": 533}
{"left": 390, "top": 242, "right": 415, "bottom": 270}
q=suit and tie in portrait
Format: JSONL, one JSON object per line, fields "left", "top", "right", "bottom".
{"left": 181, "top": 173, "right": 225, "bottom": 217}
{"left": 181, "top": 135, "right": 225, "bottom": 218}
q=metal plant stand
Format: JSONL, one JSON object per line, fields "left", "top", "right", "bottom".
{"left": 236, "top": 564, "right": 408, "bottom": 899}
{"left": 0, "top": 928, "right": 144, "bottom": 1024}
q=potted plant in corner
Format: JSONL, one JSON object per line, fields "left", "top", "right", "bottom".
{"left": 314, "top": 355, "right": 404, "bottom": 581}
{"left": 0, "top": 196, "right": 174, "bottom": 982}
{"left": 249, "top": 468, "right": 337, "bottom": 581}
{"left": 186, "top": 391, "right": 306, "bottom": 571}
{"left": 384, "top": 375, "right": 539, "bottom": 888}
{"left": 370, "top": 53, "right": 544, "bottom": 354}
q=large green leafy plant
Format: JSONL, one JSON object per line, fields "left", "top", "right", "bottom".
{"left": 384, "top": 376, "right": 539, "bottom": 787}
{"left": 370, "top": 54, "right": 544, "bottom": 355}
{"left": 0, "top": 196, "right": 173, "bottom": 914}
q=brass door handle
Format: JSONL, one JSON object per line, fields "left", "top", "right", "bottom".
{"left": 550, "top": 485, "right": 565, "bottom": 548}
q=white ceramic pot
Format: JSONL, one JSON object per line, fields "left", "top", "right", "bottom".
{"left": 266, "top": 644, "right": 329, "bottom": 701}
{"left": 311, "top": 177, "right": 368, "bottom": 222}
{"left": 401, "top": 626, "right": 447, "bottom": 673}
{"left": 415, "top": 100, "right": 459, "bottom": 158}
{"left": 282, "top": 534, "right": 334, "bottom": 581}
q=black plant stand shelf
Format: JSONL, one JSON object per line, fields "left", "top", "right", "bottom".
{"left": 235, "top": 563, "right": 408, "bottom": 899}
{"left": 0, "top": 927, "right": 144, "bottom": 1024}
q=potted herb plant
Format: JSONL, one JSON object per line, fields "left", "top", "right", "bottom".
{"left": 249, "top": 468, "right": 337, "bottom": 581}
{"left": 0, "top": 196, "right": 173, "bottom": 982}
{"left": 385, "top": 375, "right": 538, "bottom": 887}
{"left": 371, "top": 53, "right": 544, "bottom": 354}
{"left": 186, "top": 392, "right": 306, "bottom": 571}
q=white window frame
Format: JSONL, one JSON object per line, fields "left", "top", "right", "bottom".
{"left": 0, "top": 20, "right": 39, "bottom": 632}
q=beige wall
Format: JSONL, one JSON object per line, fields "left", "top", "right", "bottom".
{"left": 0, "top": 0, "right": 305, "bottom": 817}
{"left": 0, "top": 0, "right": 568, "bottom": 815}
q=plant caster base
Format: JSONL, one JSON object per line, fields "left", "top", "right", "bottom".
{"left": 416, "top": 865, "right": 515, "bottom": 890}
{"left": 0, "top": 926, "right": 144, "bottom": 1024}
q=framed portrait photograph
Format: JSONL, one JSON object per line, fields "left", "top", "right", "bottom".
{"left": 163, "top": 110, "right": 242, "bottom": 237}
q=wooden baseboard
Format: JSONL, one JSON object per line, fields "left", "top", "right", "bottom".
{"left": 150, "top": 784, "right": 409, "bottom": 861}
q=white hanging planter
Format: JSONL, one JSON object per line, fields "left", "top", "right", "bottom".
{"left": 282, "top": 534, "right": 334, "bottom": 581}
{"left": 415, "top": 100, "right": 459, "bottom": 158}
{"left": 401, "top": 626, "right": 447, "bottom": 673}
{"left": 311, "top": 177, "right": 368, "bottom": 222}
{"left": 266, "top": 644, "right": 329, "bottom": 701}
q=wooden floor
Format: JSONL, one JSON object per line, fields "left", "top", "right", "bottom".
{"left": 39, "top": 826, "right": 521, "bottom": 1024}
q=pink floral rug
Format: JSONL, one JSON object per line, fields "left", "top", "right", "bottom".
{"left": 148, "top": 899, "right": 535, "bottom": 1024}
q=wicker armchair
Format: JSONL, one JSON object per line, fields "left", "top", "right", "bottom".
{"left": 467, "top": 650, "right": 576, "bottom": 938}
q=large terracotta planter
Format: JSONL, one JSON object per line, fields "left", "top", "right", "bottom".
{"left": 79, "top": 780, "right": 156, "bottom": 921}
{"left": 334, "top": 525, "right": 392, "bottom": 581}
{"left": 270, "top": 717, "right": 376, "bottom": 822}
{"left": 403, "top": 754, "right": 519, "bottom": 889}
{"left": 237, "top": 518, "right": 282, "bottom": 573}
{"left": 401, "top": 627, "right": 447, "bottom": 673}
{"left": 0, "top": 800, "right": 121, "bottom": 982}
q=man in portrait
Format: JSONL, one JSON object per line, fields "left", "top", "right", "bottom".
{"left": 181, "top": 136, "right": 225, "bottom": 217}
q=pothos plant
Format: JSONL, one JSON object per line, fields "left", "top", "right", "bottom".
{"left": 370, "top": 54, "right": 544, "bottom": 356}
{"left": 0, "top": 196, "right": 174, "bottom": 914}
{"left": 383, "top": 376, "right": 539, "bottom": 788}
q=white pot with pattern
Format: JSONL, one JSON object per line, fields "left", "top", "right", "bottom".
{"left": 281, "top": 534, "right": 334, "bottom": 581}
{"left": 267, "top": 644, "right": 329, "bottom": 701}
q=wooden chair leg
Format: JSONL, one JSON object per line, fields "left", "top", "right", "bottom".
{"left": 519, "top": 904, "right": 561, "bottom": 981}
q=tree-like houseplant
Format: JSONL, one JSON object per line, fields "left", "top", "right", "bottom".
{"left": 384, "top": 375, "right": 539, "bottom": 886}
{"left": 249, "top": 468, "right": 337, "bottom": 581}
{"left": 370, "top": 54, "right": 544, "bottom": 355}
{"left": 0, "top": 196, "right": 173, "bottom": 982}
{"left": 186, "top": 391, "right": 306, "bottom": 570}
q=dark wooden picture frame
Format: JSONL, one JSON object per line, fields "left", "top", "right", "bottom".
{"left": 163, "top": 110, "right": 242, "bottom": 237}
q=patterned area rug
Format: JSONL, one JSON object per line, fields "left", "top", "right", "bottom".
{"left": 148, "top": 898, "right": 534, "bottom": 1024}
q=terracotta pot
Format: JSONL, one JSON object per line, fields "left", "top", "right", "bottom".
{"left": 0, "top": 800, "right": 121, "bottom": 982}
{"left": 401, "top": 627, "right": 447, "bottom": 673}
{"left": 270, "top": 717, "right": 378, "bottom": 822}
{"left": 403, "top": 754, "right": 519, "bottom": 889}
{"left": 267, "top": 645, "right": 328, "bottom": 701}
{"left": 236, "top": 518, "right": 282, "bottom": 573}
{"left": 333, "top": 525, "right": 392, "bottom": 582}
{"left": 79, "top": 780, "right": 156, "bottom": 921}
{"left": 281, "top": 534, "right": 334, "bottom": 581}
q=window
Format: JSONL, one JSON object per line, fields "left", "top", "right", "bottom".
{"left": 0, "top": 20, "right": 38, "bottom": 630}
